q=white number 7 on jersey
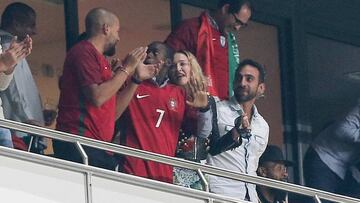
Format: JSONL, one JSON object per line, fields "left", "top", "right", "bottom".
{"left": 155, "top": 109, "right": 165, "bottom": 128}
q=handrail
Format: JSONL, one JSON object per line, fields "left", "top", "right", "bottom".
{"left": 1, "top": 119, "right": 359, "bottom": 203}
{"left": 0, "top": 146, "right": 245, "bottom": 203}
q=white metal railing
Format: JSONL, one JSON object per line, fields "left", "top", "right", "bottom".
{"left": 1, "top": 119, "right": 360, "bottom": 203}
{"left": 0, "top": 146, "right": 245, "bottom": 203}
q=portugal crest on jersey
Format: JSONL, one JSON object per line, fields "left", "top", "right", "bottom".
{"left": 168, "top": 98, "right": 178, "bottom": 111}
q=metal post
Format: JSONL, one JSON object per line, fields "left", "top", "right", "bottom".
{"left": 197, "top": 169, "right": 213, "bottom": 203}
{"left": 75, "top": 141, "right": 92, "bottom": 203}
{"left": 314, "top": 195, "right": 322, "bottom": 203}
{"left": 75, "top": 141, "right": 88, "bottom": 165}
{"left": 197, "top": 169, "right": 209, "bottom": 192}
{"left": 27, "top": 136, "right": 34, "bottom": 152}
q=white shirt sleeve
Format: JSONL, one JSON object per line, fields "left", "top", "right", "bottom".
{"left": 0, "top": 72, "right": 14, "bottom": 91}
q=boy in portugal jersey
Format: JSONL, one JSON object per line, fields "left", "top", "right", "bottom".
{"left": 117, "top": 41, "right": 207, "bottom": 183}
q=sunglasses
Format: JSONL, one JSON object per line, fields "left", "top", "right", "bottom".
{"left": 232, "top": 13, "right": 248, "bottom": 28}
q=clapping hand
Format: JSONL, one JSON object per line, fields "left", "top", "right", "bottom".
{"left": 110, "top": 58, "right": 122, "bottom": 72}
{"left": 121, "top": 47, "right": 148, "bottom": 75}
{"left": 134, "top": 59, "right": 161, "bottom": 82}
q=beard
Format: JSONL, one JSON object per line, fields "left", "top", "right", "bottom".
{"left": 234, "top": 86, "right": 258, "bottom": 103}
{"left": 104, "top": 43, "right": 116, "bottom": 57}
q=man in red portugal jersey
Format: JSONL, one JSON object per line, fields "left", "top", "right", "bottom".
{"left": 117, "top": 41, "right": 208, "bottom": 183}
{"left": 54, "top": 8, "right": 157, "bottom": 170}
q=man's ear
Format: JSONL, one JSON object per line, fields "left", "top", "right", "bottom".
{"left": 102, "top": 24, "right": 110, "bottom": 35}
{"left": 257, "top": 166, "right": 267, "bottom": 177}
{"left": 257, "top": 83, "right": 266, "bottom": 98}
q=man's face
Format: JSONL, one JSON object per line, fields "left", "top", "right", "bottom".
{"left": 262, "top": 162, "right": 289, "bottom": 182}
{"left": 14, "top": 14, "right": 37, "bottom": 40}
{"left": 258, "top": 162, "right": 289, "bottom": 200}
{"left": 104, "top": 18, "right": 120, "bottom": 57}
{"left": 222, "top": 4, "right": 251, "bottom": 32}
{"left": 145, "top": 43, "right": 167, "bottom": 66}
{"left": 233, "top": 65, "right": 263, "bottom": 103}
{"left": 145, "top": 43, "right": 170, "bottom": 81}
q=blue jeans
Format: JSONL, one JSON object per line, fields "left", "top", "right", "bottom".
{"left": 0, "top": 127, "right": 13, "bottom": 148}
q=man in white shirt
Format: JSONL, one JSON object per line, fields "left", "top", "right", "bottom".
{"left": 205, "top": 59, "right": 269, "bottom": 202}
{"left": 0, "top": 35, "right": 32, "bottom": 147}
{"left": 0, "top": 3, "right": 45, "bottom": 151}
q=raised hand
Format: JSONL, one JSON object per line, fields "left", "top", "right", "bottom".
{"left": 134, "top": 60, "right": 161, "bottom": 82}
{"left": 121, "top": 47, "right": 147, "bottom": 75}
{"left": 186, "top": 76, "right": 209, "bottom": 108}
{"left": 240, "top": 113, "right": 250, "bottom": 129}
{"left": 21, "top": 35, "right": 32, "bottom": 58}
{"left": 234, "top": 113, "right": 251, "bottom": 139}
{"left": 0, "top": 35, "right": 32, "bottom": 73}
{"left": 110, "top": 57, "right": 122, "bottom": 72}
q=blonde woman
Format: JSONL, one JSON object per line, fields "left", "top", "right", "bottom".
{"left": 170, "top": 50, "right": 244, "bottom": 189}
{"left": 169, "top": 50, "right": 209, "bottom": 189}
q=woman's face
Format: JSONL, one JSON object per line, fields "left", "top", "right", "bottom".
{"left": 170, "top": 53, "right": 191, "bottom": 86}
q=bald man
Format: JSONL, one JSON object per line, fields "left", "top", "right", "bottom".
{"left": 53, "top": 8, "right": 156, "bottom": 170}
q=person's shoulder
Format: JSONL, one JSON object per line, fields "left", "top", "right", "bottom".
{"left": 215, "top": 99, "right": 234, "bottom": 112}
{"left": 255, "top": 112, "right": 270, "bottom": 130}
{"left": 68, "top": 40, "right": 91, "bottom": 52}
{"left": 66, "top": 41, "right": 96, "bottom": 58}
{"left": 182, "top": 17, "right": 201, "bottom": 25}
{"left": 249, "top": 104, "right": 268, "bottom": 124}
{"left": 176, "top": 17, "right": 201, "bottom": 30}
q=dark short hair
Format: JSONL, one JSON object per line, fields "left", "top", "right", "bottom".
{"left": 236, "top": 59, "right": 266, "bottom": 83}
{"left": 1, "top": 2, "right": 36, "bottom": 28}
{"left": 217, "top": 0, "right": 252, "bottom": 14}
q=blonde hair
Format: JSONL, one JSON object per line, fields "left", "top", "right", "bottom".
{"left": 175, "top": 50, "right": 207, "bottom": 94}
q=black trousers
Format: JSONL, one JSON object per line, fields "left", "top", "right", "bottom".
{"left": 53, "top": 140, "right": 117, "bottom": 171}
{"left": 303, "top": 147, "right": 360, "bottom": 203}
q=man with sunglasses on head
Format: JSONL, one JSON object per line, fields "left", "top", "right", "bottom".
{"left": 166, "top": 0, "right": 252, "bottom": 101}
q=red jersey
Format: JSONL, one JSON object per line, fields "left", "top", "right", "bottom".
{"left": 56, "top": 40, "right": 116, "bottom": 142}
{"left": 166, "top": 15, "right": 229, "bottom": 100}
{"left": 123, "top": 80, "right": 186, "bottom": 183}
